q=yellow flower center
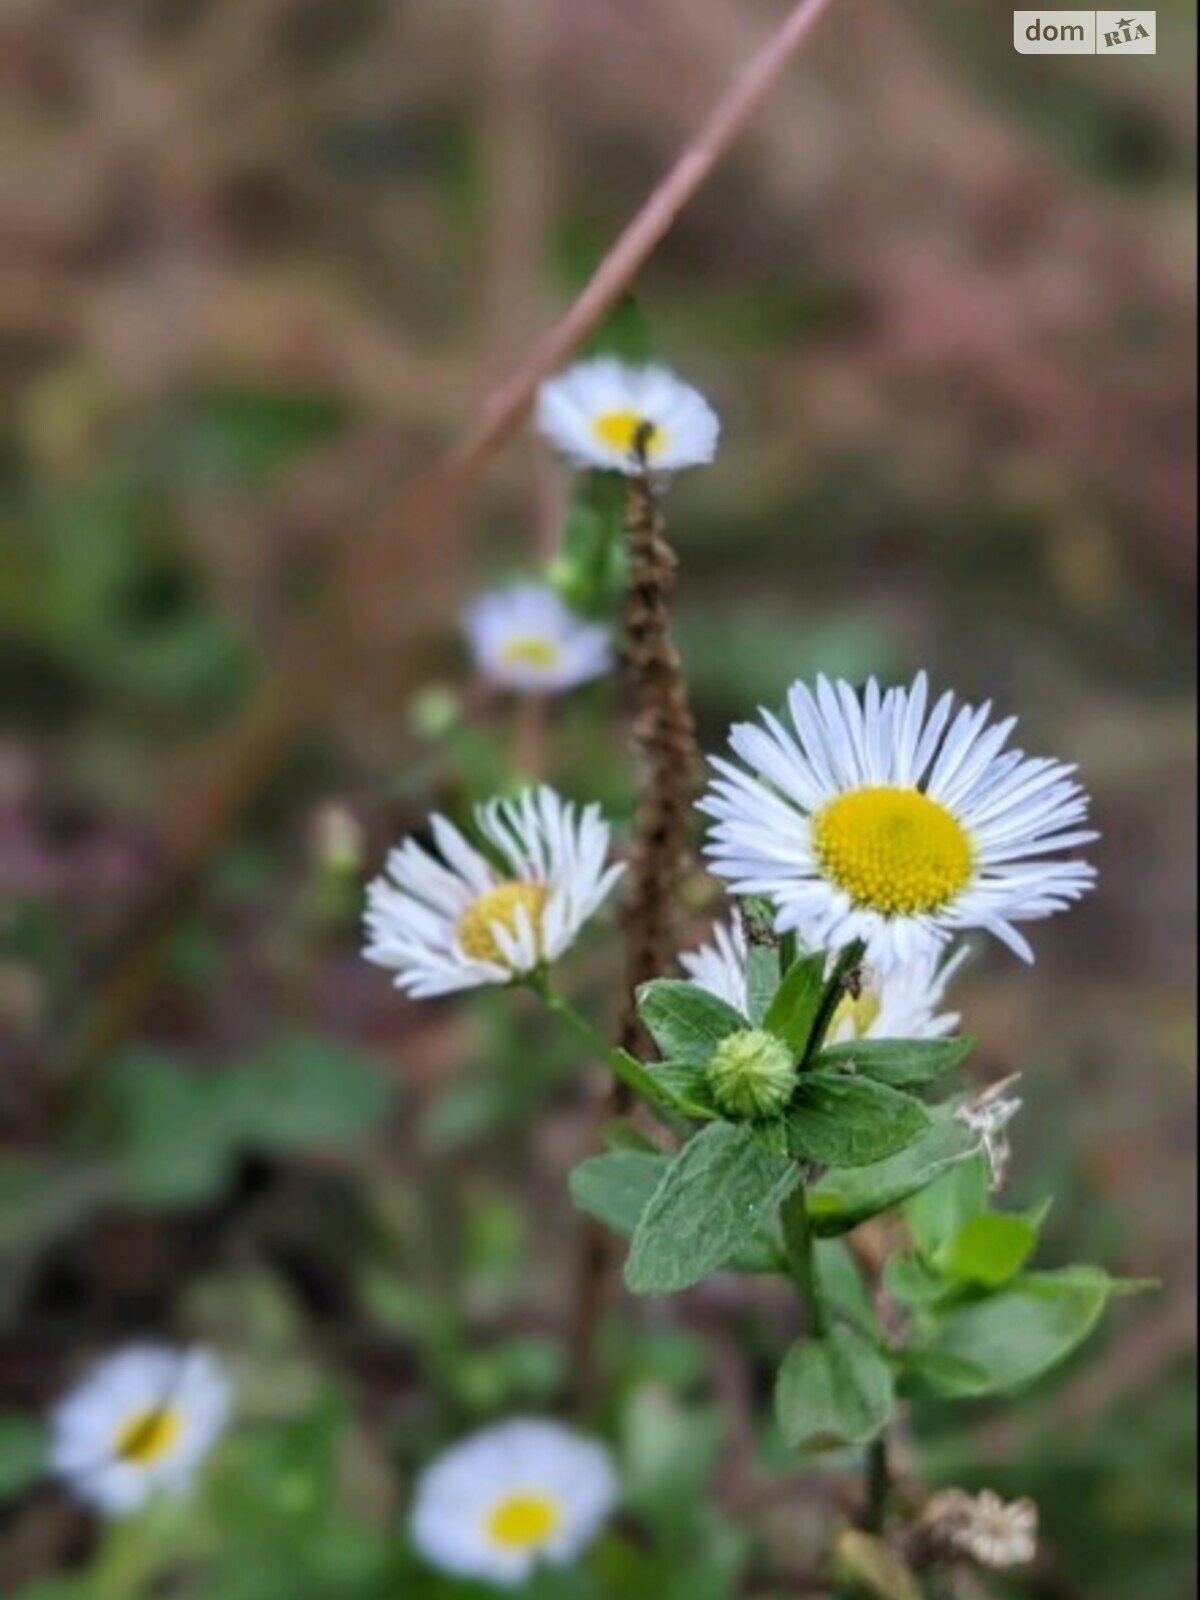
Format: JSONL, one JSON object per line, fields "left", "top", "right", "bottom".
{"left": 112, "top": 1406, "right": 183, "bottom": 1467}
{"left": 498, "top": 634, "right": 560, "bottom": 670}
{"left": 486, "top": 1491, "right": 563, "bottom": 1550}
{"left": 812, "top": 787, "right": 973, "bottom": 916}
{"left": 456, "top": 881, "right": 549, "bottom": 966}
{"left": 830, "top": 989, "right": 882, "bottom": 1039}
{"left": 591, "top": 409, "right": 662, "bottom": 460}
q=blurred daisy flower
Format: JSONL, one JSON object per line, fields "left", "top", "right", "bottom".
{"left": 701, "top": 673, "right": 1096, "bottom": 970}
{"left": 536, "top": 357, "right": 719, "bottom": 475}
{"left": 49, "top": 1345, "right": 230, "bottom": 1517}
{"left": 409, "top": 1418, "right": 617, "bottom": 1588}
{"left": 363, "top": 786, "right": 624, "bottom": 998}
{"left": 921, "top": 1487, "right": 1038, "bottom": 1568}
{"left": 680, "top": 915, "right": 967, "bottom": 1040}
{"left": 463, "top": 582, "right": 612, "bottom": 694}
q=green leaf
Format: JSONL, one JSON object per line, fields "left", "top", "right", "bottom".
{"left": 239, "top": 1037, "right": 388, "bottom": 1150}
{"left": 636, "top": 981, "right": 747, "bottom": 1066}
{"left": 620, "top": 1383, "right": 723, "bottom": 1520}
{"left": 937, "top": 1209, "right": 1042, "bottom": 1288}
{"left": 603, "top": 1120, "right": 663, "bottom": 1153}
{"left": 584, "top": 291, "right": 653, "bottom": 362}
{"left": 815, "top": 1241, "right": 882, "bottom": 1339}
{"left": 569, "top": 1150, "right": 669, "bottom": 1238}
{"left": 741, "top": 920, "right": 782, "bottom": 1025}
{"left": 776, "top": 1326, "right": 894, "bottom": 1450}
{"left": 91, "top": 1054, "right": 242, "bottom": 1207}
{"left": 570, "top": 1150, "right": 785, "bottom": 1274}
{"left": 762, "top": 951, "right": 826, "bottom": 1057}
{"left": 882, "top": 1253, "right": 952, "bottom": 1308}
{"left": 788, "top": 1074, "right": 930, "bottom": 1168}
{"left": 648, "top": 1061, "right": 719, "bottom": 1119}
{"left": 816, "top": 1035, "right": 974, "bottom": 1087}
{"left": 807, "top": 1111, "right": 981, "bottom": 1236}
{"left": 915, "top": 1267, "right": 1137, "bottom": 1396}
{"left": 626, "top": 1124, "right": 798, "bottom": 1294}
{"left": 0, "top": 1414, "right": 45, "bottom": 1499}
{"left": 550, "top": 473, "right": 626, "bottom": 618}
{"left": 904, "top": 1151, "right": 990, "bottom": 1257}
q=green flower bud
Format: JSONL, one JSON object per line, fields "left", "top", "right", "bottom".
{"left": 706, "top": 1027, "right": 797, "bottom": 1120}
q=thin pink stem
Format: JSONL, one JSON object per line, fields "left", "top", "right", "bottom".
{"left": 440, "top": 0, "right": 841, "bottom": 483}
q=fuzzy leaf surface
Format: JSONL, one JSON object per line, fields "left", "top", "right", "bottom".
{"left": 626, "top": 1123, "right": 798, "bottom": 1294}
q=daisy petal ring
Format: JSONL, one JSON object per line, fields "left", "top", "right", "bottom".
{"left": 535, "top": 357, "right": 719, "bottom": 475}
{"left": 700, "top": 674, "right": 1096, "bottom": 969}
{"left": 363, "top": 785, "right": 624, "bottom": 999}
{"left": 409, "top": 1418, "right": 617, "bottom": 1588}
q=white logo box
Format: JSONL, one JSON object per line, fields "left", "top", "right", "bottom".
{"left": 1014, "top": 10, "right": 1156, "bottom": 53}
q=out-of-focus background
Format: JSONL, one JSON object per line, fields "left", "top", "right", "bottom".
{"left": 1, "top": 1, "right": 1195, "bottom": 1595}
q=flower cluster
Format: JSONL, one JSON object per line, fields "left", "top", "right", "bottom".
{"left": 348, "top": 354, "right": 1110, "bottom": 1589}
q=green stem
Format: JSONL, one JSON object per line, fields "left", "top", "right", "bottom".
{"left": 863, "top": 1433, "right": 890, "bottom": 1532}
{"left": 780, "top": 1181, "right": 826, "bottom": 1337}
{"left": 530, "top": 977, "right": 682, "bottom": 1124}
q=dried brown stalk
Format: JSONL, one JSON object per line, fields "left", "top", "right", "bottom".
{"left": 569, "top": 463, "right": 702, "bottom": 1406}
{"left": 616, "top": 471, "right": 702, "bottom": 1075}
{"left": 63, "top": 0, "right": 842, "bottom": 1075}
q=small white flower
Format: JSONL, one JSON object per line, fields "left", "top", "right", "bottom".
{"left": 49, "top": 1344, "right": 230, "bottom": 1517}
{"left": 535, "top": 357, "right": 719, "bottom": 475}
{"left": 701, "top": 673, "right": 1097, "bottom": 971}
{"left": 680, "top": 915, "right": 966, "bottom": 1040}
{"left": 363, "top": 785, "right": 624, "bottom": 999}
{"left": 410, "top": 1419, "right": 617, "bottom": 1588}
{"left": 922, "top": 1487, "right": 1038, "bottom": 1568}
{"left": 463, "top": 583, "right": 612, "bottom": 695}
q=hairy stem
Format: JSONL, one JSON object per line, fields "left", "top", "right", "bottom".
{"left": 863, "top": 1434, "right": 891, "bottom": 1533}
{"left": 569, "top": 468, "right": 703, "bottom": 1408}
{"left": 616, "top": 471, "right": 702, "bottom": 1087}
{"left": 780, "top": 1182, "right": 827, "bottom": 1338}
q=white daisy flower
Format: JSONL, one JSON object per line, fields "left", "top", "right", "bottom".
{"left": 409, "top": 1418, "right": 617, "bottom": 1588}
{"left": 363, "top": 785, "right": 624, "bottom": 999}
{"left": 462, "top": 582, "right": 612, "bottom": 695}
{"left": 535, "top": 357, "right": 719, "bottom": 476}
{"left": 49, "top": 1344, "right": 231, "bottom": 1517}
{"left": 680, "top": 916, "right": 966, "bottom": 1039}
{"left": 700, "top": 673, "right": 1097, "bottom": 970}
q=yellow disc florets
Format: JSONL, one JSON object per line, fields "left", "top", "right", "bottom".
{"left": 456, "top": 881, "right": 549, "bottom": 966}
{"left": 829, "top": 988, "right": 882, "bottom": 1040}
{"left": 498, "top": 635, "right": 560, "bottom": 669}
{"left": 486, "top": 1491, "right": 563, "bottom": 1550}
{"left": 113, "top": 1406, "right": 182, "bottom": 1466}
{"left": 812, "top": 787, "right": 973, "bottom": 917}
{"left": 591, "top": 410, "right": 663, "bottom": 460}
